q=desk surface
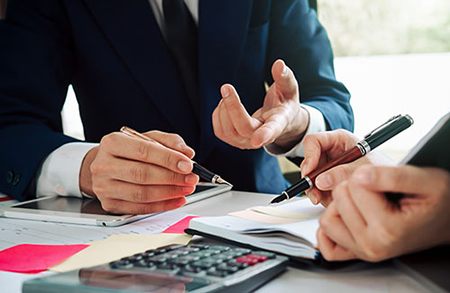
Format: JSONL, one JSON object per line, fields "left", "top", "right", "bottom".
{"left": 1, "top": 191, "right": 430, "bottom": 292}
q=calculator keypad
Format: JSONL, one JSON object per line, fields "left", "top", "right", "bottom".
{"left": 109, "top": 244, "right": 277, "bottom": 278}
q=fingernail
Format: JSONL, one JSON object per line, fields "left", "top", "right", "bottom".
{"left": 354, "top": 168, "right": 372, "bottom": 184}
{"left": 177, "top": 161, "right": 191, "bottom": 172}
{"left": 281, "top": 63, "right": 288, "bottom": 77}
{"left": 185, "top": 174, "right": 198, "bottom": 184}
{"left": 221, "top": 85, "right": 230, "bottom": 98}
{"left": 316, "top": 174, "right": 331, "bottom": 189}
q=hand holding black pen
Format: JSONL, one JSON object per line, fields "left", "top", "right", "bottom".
{"left": 271, "top": 114, "right": 414, "bottom": 204}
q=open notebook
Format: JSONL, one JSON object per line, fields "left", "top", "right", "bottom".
{"left": 186, "top": 198, "right": 324, "bottom": 260}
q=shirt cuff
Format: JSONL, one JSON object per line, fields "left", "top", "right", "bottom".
{"left": 264, "top": 104, "right": 326, "bottom": 158}
{"left": 36, "top": 142, "right": 98, "bottom": 198}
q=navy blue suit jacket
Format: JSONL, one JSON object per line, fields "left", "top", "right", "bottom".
{"left": 0, "top": 0, "right": 353, "bottom": 201}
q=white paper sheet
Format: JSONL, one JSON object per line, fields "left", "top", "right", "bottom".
{"left": 0, "top": 211, "right": 186, "bottom": 250}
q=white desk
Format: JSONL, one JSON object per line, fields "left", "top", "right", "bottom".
{"left": 1, "top": 191, "right": 430, "bottom": 292}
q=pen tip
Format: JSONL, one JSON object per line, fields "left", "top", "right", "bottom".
{"left": 269, "top": 195, "right": 283, "bottom": 204}
{"left": 216, "top": 177, "right": 233, "bottom": 187}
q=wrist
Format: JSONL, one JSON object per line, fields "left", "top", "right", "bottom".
{"left": 272, "top": 104, "right": 309, "bottom": 149}
{"left": 79, "top": 146, "right": 99, "bottom": 197}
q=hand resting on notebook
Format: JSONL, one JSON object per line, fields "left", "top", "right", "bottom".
{"left": 317, "top": 164, "right": 450, "bottom": 262}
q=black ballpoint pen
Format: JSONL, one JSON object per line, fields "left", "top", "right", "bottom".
{"left": 120, "top": 126, "right": 232, "bottom": 186}
{"left": 270, "top": 114, "right": 414, "bottom": 204}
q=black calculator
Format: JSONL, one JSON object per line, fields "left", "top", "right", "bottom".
{"left": 23, "top": 243, "right": 289, "bottom": 293}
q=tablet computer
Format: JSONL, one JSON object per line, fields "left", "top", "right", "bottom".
{"left": 0, "top": 182, "right": 231, "bottom": 227}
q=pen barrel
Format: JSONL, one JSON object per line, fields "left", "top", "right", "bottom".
{"left": 308, "top": 146, "right": 364, "bottom": 182}
{"left": 192, "top": 163, "right": 214, "bottom": 182}
{"left": 365, "top": 115, "right": 413, "bottom": 150}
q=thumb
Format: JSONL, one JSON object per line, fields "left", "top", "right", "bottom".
{"left": 351, "top": 165, "right": 430, "bottom": 195}
{"left": 315, "top": 164, "right": 355, "bottom": 191}
{"left": 271, "top": 59, "right": 299, "bottom": 100}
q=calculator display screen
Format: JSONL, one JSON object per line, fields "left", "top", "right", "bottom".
{"left": 79, "top": 268, "right": 210, "bottom": 292}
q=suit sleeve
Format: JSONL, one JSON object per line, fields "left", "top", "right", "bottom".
{"left": 267, "top": 0, "right": 354, "bottom": 132}
{"left": 0, "top": 0, "right": 78, "bottom": 201}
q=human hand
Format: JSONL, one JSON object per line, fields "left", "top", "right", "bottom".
{"left": 300, "top": 130, "right": 390, "bottom": 206}
{"left": 79, "top": 131, "right": 199, "bottom": 214}
{"left": 317, "top": 165, "right": 450, "bottom": 262}
{"left": 212, "top": 59, "right": 309, "bottom": 150}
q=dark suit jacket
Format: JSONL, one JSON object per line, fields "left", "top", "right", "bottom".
{"left": 0, "top": 0, "right": 353, "bottom": 201}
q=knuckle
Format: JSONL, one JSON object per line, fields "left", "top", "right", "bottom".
{"left": 335, "top": 129, "right": 351, "bottom": 137}
{"left": 137, "top": 141, "right": 150, "bottom": 161}
{"left": 90, "top": 161, "right": 102, "bottom": 176}
{"left": 132, "top": 186, "right": 147, "bottom": 203}
{"left": 100, "top": 133, "right": 118, "bottom": 148}
{"left": 100, "top": 201, "right": 115, "bottom": 213}
{"left": 163, "top": 152, "right": 177, "bottom": 170}
{"left": 360, "top": 227, "right": 394, "bottom": 262}
{"left": 168, "top": 172, "right": 180, "bottom": 185}
{"left": 130, "top": 166, "right": 147, "bottom": 184}
{"left": 91, "top": 181, "right": 106, "bottom": 197}
{"left": 319, "top": 214, "right": 332, "bottom": 232}
{"left": 169, "top": 133, "right": 184, "bottom": 144}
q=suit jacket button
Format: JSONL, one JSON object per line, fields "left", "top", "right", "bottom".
{"left": 12, "top": 174, "right": 21, "bottom": 186}
{"left": 5, "top": 171, "right": 14, "bottom": 184}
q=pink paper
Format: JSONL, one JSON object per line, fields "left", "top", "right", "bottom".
{"left": 0, "top": 244, "right": 89, "bottom": 274}
{"left": 163, "top": 215, "right": 199, "bottom": 234}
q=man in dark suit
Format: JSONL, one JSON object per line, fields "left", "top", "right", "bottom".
{"left": 0, "top": 0, "right": 353, "bottom": 214}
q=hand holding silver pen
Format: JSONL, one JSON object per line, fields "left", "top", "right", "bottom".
{"left": 120, "top": 127, "right": 232, "bottom": 186}
{"left": 79, "top": 127, "right": 216, "bottom": 215}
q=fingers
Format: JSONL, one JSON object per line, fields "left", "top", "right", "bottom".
{"left": 317, "top": 228, "right": 357, "bottom": 261}
{"left": 144, "top": 131, "right": 195, "bottom": 159}
{"left": 305, "top": 188, "right": 332, "bottom": 206}
{"left": 250, "top": 111, "right": 288, "bottom": 147}
{"left": 220, "top": 84, "right": 261, "bottom": 137}
{"left": 352, "top": 164, "right": 440, "bottom": 196}
{"left": 100, "top": 197, "right": 187, "bottom": 215}
{"left": 271, "top": 59, "right": 298, "bottom": 100}
{"left": 315, "top": 164, "right": 357, "bottom": 191}
{"left": 212, "top": 99, "right": 247, "bottom": 149}
{"left": 99, "top": 132, "right": 193, "bottom": 174}
{"left": 346, "top": 165, "right": 393, "bottom": 222}
{"left": 301, "top": 129, "right": 357, "bottom": 176}
{"left": 94, "top": 180, "right": 196, "bottom": 203}
{"left": 332, "top": 182, "right": 368, "bottom": 242}
{"left": 319, "top": 202, "right": 356, "bottom": 252}
{"left": 213, "top": 84, "right": 263, "bottom": 149}
{"left": 101, "top": 158, "right": 199, "bottom": 186}
{"left": 89, "top": 131, "right": 198, "bottom": 215}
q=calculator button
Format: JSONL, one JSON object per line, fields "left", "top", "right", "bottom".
{"left": 216, "top": 263, "right": 239, "bottom": 273}
{"left": 189, "top": 244, "right": 209, "bottom": 249}
{"left": 109, "top": 260, "right": 133, "bottom": 269}
{"left": 246, "top": 254, "right": 268, "bottom": 262}
{"left": 209, "top": 245, "right": 231, "bottom": 252}
{"left": 235, "top": 257, "right": 258, "bottom": 266}
{"left": 207, "top": 268, "right": 229, "bottom": 277}
{"left": 227, "top": 260, "right": 249, "bottom": 269}
{"left": 252, "top": 251, "right": 276, "bottom": 259}
{"left": 191, "top": 260, "right": 217, "bottom": 269}
{"left": 148, "top": 256, "right": 168, "bottom": 263}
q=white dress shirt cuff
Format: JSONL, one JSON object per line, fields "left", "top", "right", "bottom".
{"left": 264, "top": 104, "right": 326, "bottom": 158}
{"left": 36, "top": 142, "right": 98, "bottom": 198}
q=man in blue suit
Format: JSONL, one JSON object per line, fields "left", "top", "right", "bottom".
{"left": 0, "top": 0, "right": 353, "bottom": 214}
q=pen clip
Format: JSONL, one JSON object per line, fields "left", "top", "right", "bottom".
{"left": 363, "top": 114, "right": 402, "bottom": 139}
